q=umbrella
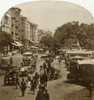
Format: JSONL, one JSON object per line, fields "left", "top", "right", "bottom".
{"left": 23, "top": 52, "right": 32, "bottom": 56}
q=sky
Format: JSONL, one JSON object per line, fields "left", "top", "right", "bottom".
{"left": 15, "top": 1, "right": 94, "bottom": 33}
{"left": 0, "top": 0, "right": 94, "bottom": 33}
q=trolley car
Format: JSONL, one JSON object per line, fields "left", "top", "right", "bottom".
{"left": 67, "top": 59, "right": 94, "bottom": 83}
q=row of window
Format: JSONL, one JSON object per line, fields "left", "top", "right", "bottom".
{"left": 11, "top": 23, "right": 24, "bottom": 27}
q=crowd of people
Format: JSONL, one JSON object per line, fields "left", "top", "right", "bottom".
{"left": 14, "top": 55, "right": 62, "bottom": 100}
{"left": 2, "top": 50, "right": 63, "bottom": 100}
{"left": 14, "top": 61, "right": 51, "bottom": 100}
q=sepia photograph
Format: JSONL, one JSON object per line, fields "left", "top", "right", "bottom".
{"left": 0, "top": 1, "right": 94, "bottom": 100}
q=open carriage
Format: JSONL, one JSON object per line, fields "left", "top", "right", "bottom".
{"left": 19, "top": 52, "right": 37, "bottom": 77}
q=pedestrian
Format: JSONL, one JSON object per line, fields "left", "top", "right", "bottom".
{"left": 20, "top": 78, "right": 27, "bottom": 96}
{"left": 40, "top": 73, "right": 46, "bottom": 85}
{"left": 35, "top": 72, "right": 40, "bottom": 87}
{"left": 88, "top": 83, "right": 93, "bottom": 98}
{"left": 44, "top": 89, "right": 50, "bottom": 100}
{"left": 10, "top": 56, "right": 13, "bottom": 66}
{"left": 35, "top": 72, "right": 40, "bottom": 80}
{"left": 27, "top": 76, "right": 31, "bottom": 82}
{"left": 30, "top": 77, "right": 36, "bottom": 94}
{"left": 48, "top": 62, "right": 51, "bottom": 68}
{"left": 39, "top": 83, "right": 45, "bottom": 92}
{"left": 15, "top": 75, "right": 19, "bottom": 89}
{"left": 58, "top": 57, "right": 61, "bottom": 64}
{"left": 50, "top": 67, "right": 55, "bottom": 80}
{"left": 44, "top": 73, "right": 48, "bottom": 87}
{"left": 35, "top": 89, "right": 44, "bottom": 100}
{"left": 43, "top": 61, "right": 46, "bottom": 71}
{"left": 40, "top": 66, "right": 44, "bottom": 76}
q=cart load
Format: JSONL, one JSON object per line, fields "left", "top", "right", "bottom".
{"left": 4, "top": 70, "right": 17, "bottom": 85}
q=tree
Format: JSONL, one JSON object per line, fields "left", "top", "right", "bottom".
{"left": 0, "top": 30, "right": 14, "bottom": 51}
{"left": 54, "top": 22, "right": 80, "bottom": 46}
{"left": 50, "top": 38, "right": 61, "bottom": 51}
{"left": 54, "top": 21, "right": 94, "bottom": 50}
{"left": 40, "top": 33, "right": 52, "bottom": 49}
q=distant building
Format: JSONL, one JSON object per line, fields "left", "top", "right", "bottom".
{"left": 10, "top": 7, "right": 21, "bottom": 41}
{"left": 0, "top": 7, "right": 38, "bottom": 44}
{"left": 19, "top": 16, "right": 38, "bottom": 44}
{"left": 1, "top": 10, "right": 11, "bottom": 34}
{"left": 19, "top": 16, "right": 27, "bottom": 43}
{"left": 30, "top": 23, "right": 38, "bottom": 42}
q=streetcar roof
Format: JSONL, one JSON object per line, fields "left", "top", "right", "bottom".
{"left": 66, "top": 50, "right": 92, "bottom": 54}
{"left": 71, "top": 56, "right": 83, "bottom": 59}
{"left": 77, "top": 59, "right": 94, "bottom": 65}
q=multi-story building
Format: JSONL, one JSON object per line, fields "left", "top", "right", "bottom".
{"left": 19, "top": 16, "right": 27, "bottom": 43}
{"left": 19, "top": 17, "right": 38, "bottom": 43}
{"left": 1, "top": 10, "right": 11, "bottom": 34}
{"left": 1, "top": 7, "right": 38, "bottom": 45}
{"left": 10, "top": 7, "right": 21, "bottom": 41}
{"left": 19, "top": 16, "right": 31, "bottom": 44}
{"left": 26, "top": 20, "right": 31, "bottom": 41}
{"left": 30, "top": 23, "right": 38, "bottom": 42}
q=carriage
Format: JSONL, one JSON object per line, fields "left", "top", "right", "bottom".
{"left": 19, "top": 52, "right": 37, "bottom": 77}
{"left": 67, "top": 59, "right": 94, "bottom": 83}
{"left": 4, "top": 70, "right": 17, "bottom": 85}
{"left": 78, "top": 59, "right": 94, "bottom": 83}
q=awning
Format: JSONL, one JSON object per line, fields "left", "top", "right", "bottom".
{"left": 11, "top": 42, "right": 23, "bottom": 46}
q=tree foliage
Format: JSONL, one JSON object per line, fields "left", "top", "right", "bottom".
{"left": 39, "top": 21, "right": 94, "bottom": 50}
{"left": 40, "top": 33, "right": 61, "bottom": 51}
{"left": 54, "top": 21, "right": 94, "bottom": 49}
{"left": 0, "top": 31, "right": 14, "bottom": 47}
{"left": 40, "top": 33, "right": 52, "bottom": 48}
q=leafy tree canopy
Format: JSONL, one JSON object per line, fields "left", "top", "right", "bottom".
{"left": 54, "top": 21, "right": 94, "bottom": 49}
{"left": 0, "top": 31, "right": 14, "bottom": 47}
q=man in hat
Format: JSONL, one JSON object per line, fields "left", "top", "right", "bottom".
{"left": 20, "top": 78, "right": 27, "bottom": 96}
{"left": 44, "top": 89, "right": 50, "bottom": 100}
{"left": 36, "top": 89, "right": 44, "bottom": 100}
{"left": 15, "top": 74, "right": 19, "bottom": 89}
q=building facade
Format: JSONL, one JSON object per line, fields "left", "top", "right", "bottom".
{"left": 10, "top": 7, "right": 21, "bottom": 41}
{"left": 1, "top": 10, "right": 11, "bottom": 34}
{"left": 30, "top": 23, "right": 38, "bottom": 42}
{"left": 0, "top": 7, "right": 38, "bottom": 44}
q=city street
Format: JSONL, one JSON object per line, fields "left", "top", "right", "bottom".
{"left": 1, "top": 1, "right": 94, "bottom": 100}
{"left": 0, "top": 53, "right": 93, "bottom": 100}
